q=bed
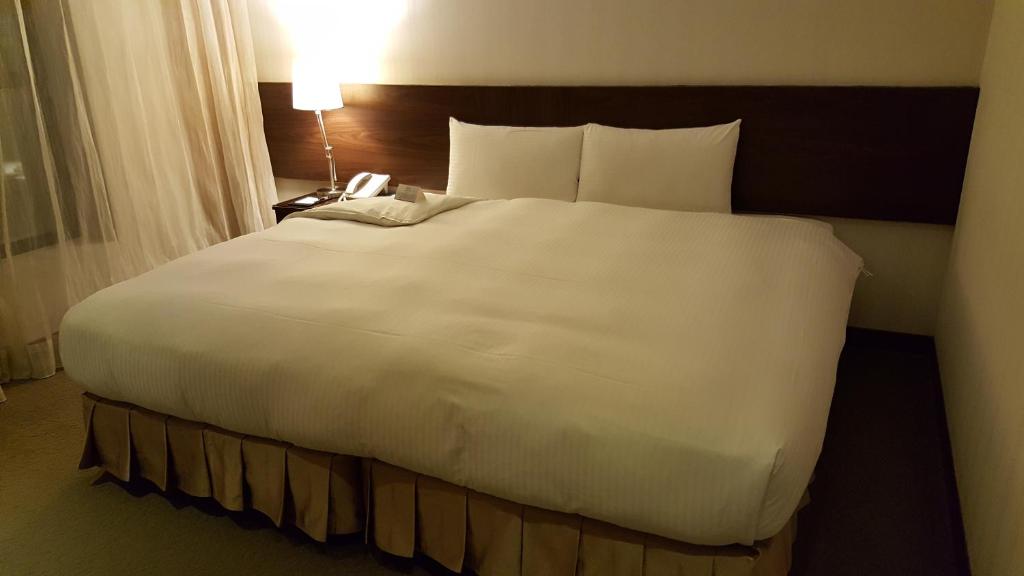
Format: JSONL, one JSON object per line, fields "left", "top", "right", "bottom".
{"left": 63, "top": 195, "right": 861, "bottom": 575}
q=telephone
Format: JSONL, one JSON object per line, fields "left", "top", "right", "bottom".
{"left": 344, "top": 172, "right": 390, "bottom": 200}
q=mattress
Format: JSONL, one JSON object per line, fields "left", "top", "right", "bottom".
{"left": 61, "top": 198, "right": 862, "bottom": 546}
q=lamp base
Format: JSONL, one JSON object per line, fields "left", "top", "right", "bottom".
{"left": 316, "top": 187, "right": 343, "bottom": 200}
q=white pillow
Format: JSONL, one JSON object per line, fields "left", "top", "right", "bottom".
{"left": 446, "top": 118, "right": 583, "bottom": 201}
{"left": 577, "top": 120, "right": 741, "bottom": 213}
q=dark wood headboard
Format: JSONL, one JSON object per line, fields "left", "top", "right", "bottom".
{"left": 259, "top": 83, "right": 978, "bottom": 225}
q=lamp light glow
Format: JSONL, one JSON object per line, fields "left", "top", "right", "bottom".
{"left": 291, "top": 60, "right": 343, "bottom": 111}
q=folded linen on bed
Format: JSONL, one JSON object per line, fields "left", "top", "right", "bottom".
{"left": 61, "top": 198, "right": 862, "bottom": 546}
{"left": 286, "top": 193, "right": 477, "bottom": 226}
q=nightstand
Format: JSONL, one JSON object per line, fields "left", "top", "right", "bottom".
{"left": 272, "top": 194, "right": 336, "bottom": 223}
{"left": 272, "top": 186, "right": 400, "bottom": 224}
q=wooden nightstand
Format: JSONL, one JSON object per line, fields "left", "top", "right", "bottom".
{"left": 272, "top": 186, "right": 401, "bottom": 224}
{"left": 272, "top": 194, "right": 336, "bottom": 223}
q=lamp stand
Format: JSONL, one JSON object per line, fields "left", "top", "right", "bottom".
{"left": 314, "top": 109, "right": 343, "bottom": 199}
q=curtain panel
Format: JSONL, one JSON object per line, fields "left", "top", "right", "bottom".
{"left": 0, "top": 0, "right": 276, "bottom": 395}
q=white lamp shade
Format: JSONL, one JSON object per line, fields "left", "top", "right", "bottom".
{"left": 291, "top": 61, "right": 343, "bottom": 111}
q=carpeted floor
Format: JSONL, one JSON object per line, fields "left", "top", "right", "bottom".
{"left": 0, "top": 372, "right": 424, "bottom": 576}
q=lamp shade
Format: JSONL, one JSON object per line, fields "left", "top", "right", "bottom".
{"left": 291, "top": 60, "right": 343, "bottom": 111}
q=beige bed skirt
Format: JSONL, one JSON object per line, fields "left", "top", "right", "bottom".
{"left": 79, "top": 393, "right": 797, "bottom": 576}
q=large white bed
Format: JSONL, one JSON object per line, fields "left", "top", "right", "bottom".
{"left": 62, "top": 197, "right": 861, "bottom": 547}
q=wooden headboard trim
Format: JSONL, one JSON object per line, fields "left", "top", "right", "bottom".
{"left": 259, "top": 83, "right": 978, "bottom": 225}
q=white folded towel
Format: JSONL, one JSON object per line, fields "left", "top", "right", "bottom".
{"left": 286, "top": 193, "right": 479, "bottom": 227}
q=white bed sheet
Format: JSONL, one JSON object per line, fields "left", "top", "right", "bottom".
{"left": 61, "top": 198, "right": 862, "bottom": 545}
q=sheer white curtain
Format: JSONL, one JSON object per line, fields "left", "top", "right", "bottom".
{"left": 0, "top": 0, "right": 276, "bottom": 399}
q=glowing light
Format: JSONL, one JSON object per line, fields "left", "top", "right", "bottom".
{"left": 265, "top": 0, "right": 408, "bottom": 83}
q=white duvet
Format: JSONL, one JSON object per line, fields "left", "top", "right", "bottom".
{"left": 61, "top": 198, "right": 862, "bottom": 546}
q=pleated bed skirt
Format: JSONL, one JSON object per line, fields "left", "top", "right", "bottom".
{"left": 79, "top": 393, "right": 797, "bottom": 576}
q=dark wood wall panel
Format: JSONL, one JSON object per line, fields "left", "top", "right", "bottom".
{"left": 259, "top": 83, "right": 978, "bottom": 224}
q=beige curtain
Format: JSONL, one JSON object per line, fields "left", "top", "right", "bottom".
{"left": 0, "top": 0, "right": 276, "bottom": 397}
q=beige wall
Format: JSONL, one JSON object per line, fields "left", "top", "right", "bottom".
{"left": 825, "top": 217, "right": 954, "bottom": 335}
{"left": 935, "top": 0, "right": 1024, "bottom": 573}
{"left": 253, "top": 0, "right": 995, "bottom": 335}
{"left": 250, "top": 0, "right": 991, "bottom": 86}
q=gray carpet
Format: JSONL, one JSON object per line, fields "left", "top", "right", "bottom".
{"left": 0, "top": 372, "right": 423, "bottom": 576}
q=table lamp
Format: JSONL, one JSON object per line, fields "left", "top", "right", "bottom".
{"left": 292, "top": 62, "right": 344, "bottom": 198}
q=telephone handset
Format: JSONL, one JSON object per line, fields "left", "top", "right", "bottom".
{"left": 344, "top": 172, "right": 390, "bottom": 200}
